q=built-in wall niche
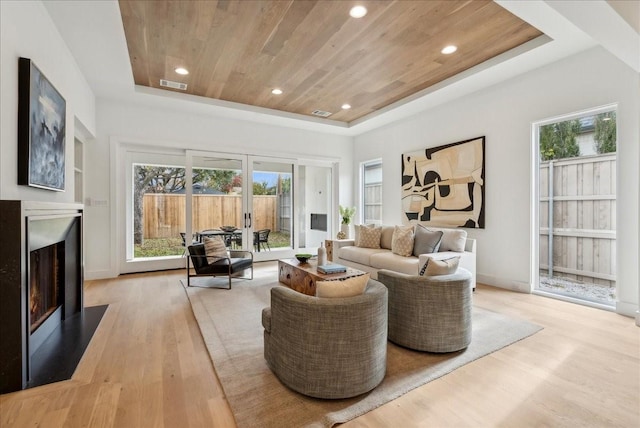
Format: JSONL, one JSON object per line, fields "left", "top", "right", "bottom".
{"left": 74, "top": 138, "right": 83, "bottom": 204}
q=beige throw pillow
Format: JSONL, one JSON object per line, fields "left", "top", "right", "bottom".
{"left": 316, "top": 273, "right": 370, "bottom": 298}
{"left": 439, "top": 228, "right": 467, "bottom": 252}
{"left": 354, "top": 224, "right": 377, "bottom": 246}
{"left": 391, "top": 225, "right": 414, "bottom": 257}
{"left": 419, "top": 256, "right": 460, "bottom": 276}
{"left": 203, "top": 236, "right": 228, "bottom": 263}
{"left": 358, "top": 226, "right": 382, "bottom": 249}
{"left": 353, "top": 224, "right": 362, "bottom": 246}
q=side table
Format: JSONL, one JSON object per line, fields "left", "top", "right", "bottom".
{"left": 278, "top": 258, "right": 366, "bottom": 296}
{"left": 325, "top": 239, "right": 352, "bottom": 261}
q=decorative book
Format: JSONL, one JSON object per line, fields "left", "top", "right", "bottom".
{"left": 317, "top": 264, "right": 347, "bottom": 274}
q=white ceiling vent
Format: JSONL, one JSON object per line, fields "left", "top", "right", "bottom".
{"left": 160, "top": 79, "right": 187, "bottom": 91}
{"left": 311, "top": 109, "right": 332, "bottom": 118}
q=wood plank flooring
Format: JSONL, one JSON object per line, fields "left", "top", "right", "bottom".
{"left": 1, "top": 262, "right": 638, "bottom": 427}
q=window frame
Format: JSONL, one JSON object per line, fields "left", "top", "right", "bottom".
{"left": 360, "top": 159, "right": 383, "bottom": 225}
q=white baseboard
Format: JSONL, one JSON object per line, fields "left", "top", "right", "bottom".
{"left": 85, "top": 269, "right": 117, "bottom": 281}
{"left": 476, "top": 274, "right": 531, "bottom": 293}
{"left": 615, "top": 300, "right": 640, "bottom": 320}
{"left": 479, "top": 274, "right": 640, "bottom": 321}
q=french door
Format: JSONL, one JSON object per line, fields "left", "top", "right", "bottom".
{"left": 186, "top": 151, "right": 298, "bottom": 262}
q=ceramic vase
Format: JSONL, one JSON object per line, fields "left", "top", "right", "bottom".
{"left": 340, "top": 223, "right": 350, "bottom": 239}
{"left": 317, "top": 246, "right": 327, "bottom": 266}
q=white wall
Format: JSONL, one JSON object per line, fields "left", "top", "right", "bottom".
{"left": 353, "top": 47, "right": 640, "bottom": 317}
{"left": 0, "top": 1, "right": 95, "bottom": 202}
{"left": 304, "top": 165, "right": 333, "bottom": 249}
{"left": 85, "top": 98, "right": 353, "bottom": 278}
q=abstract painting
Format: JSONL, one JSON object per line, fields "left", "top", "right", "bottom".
{"left": 401, "top": 136, "right": 485, "bottom": 228}
{"left": 18, "top": 57, "right": 66, "bottom": 191}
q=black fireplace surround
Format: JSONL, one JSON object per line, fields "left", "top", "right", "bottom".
{"left": 0, "top": 201, "right": 104, "bottom": 394}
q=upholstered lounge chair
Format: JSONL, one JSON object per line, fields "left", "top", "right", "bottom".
{"left": 186, "top": 243, "right": 253, "bottom": 289}
{"left": 262, "top": 280, "right": 388, "bottom": 399}
{"left": 378, "top": 268, "right": 472, "bottom": 353}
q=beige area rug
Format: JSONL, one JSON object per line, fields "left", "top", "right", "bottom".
{"left": 184, "top": 268, "right": 542, "bottom": 428}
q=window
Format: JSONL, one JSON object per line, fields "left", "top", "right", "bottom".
{"left": 362, "top": 160, "right": 382, "bottom": 224}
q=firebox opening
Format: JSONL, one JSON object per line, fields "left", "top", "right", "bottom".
{"left": 29, "top": 242, "right": 63, "bottom": 334}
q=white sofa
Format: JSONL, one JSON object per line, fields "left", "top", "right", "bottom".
{"left": 333, "top": 225, "right": 476, "bottom": 289}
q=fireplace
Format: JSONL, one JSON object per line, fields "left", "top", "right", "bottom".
{"left": 30, "top": 243, "right": 62, "bottom": 333}
{"left": 0, "top": 201, "right": 103, "bottom": 394}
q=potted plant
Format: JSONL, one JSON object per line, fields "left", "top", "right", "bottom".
{"left": 339, "top": 205, "right": 356, "bottom": 238}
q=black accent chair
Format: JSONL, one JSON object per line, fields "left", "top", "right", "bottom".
{"left": 186, "top": 244, "right": 253, "bottom": 289}
{"left": 253, "top": 229, "right": 271, "bottom": 252}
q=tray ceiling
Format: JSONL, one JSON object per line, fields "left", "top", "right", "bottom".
{"left": 119, "top": 0, "right": 543, "bottom": 124}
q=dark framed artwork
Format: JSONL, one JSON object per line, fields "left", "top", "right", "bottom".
{"left": 401, "top": 136, "right": 485, "bottom": 228}
{"left": 18, "top": 57, "right": 66, "bottom": 192}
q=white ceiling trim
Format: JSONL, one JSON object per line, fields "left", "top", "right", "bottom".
{"left": 544, "top": 0, "right": 640, "bottom": 72}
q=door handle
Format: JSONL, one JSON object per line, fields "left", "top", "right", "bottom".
{"left": 248, "top": 213, "right": 252, "bottom": 228}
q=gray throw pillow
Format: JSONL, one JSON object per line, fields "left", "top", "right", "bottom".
{"left": 413, "top": 224, "right": 443, "bottom": 256}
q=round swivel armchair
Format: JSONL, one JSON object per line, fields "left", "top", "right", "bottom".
{"left": 378, "top": 268, "right": 472, "bottom": 353}
{"left": 262, "top": 280, "right": 388, "bottom": 399}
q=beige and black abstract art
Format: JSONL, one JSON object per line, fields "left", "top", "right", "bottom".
{"left": 402, "top": 136, "right": 485, "bottom": 228}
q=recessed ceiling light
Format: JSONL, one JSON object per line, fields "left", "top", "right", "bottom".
{"left": 441, "top": 45, "right": 458, "bottom": 55}
{"left": 349, "top": 5, "right": 367, "bottom": 18}
{"left": 175, "top": 67, "right": 189, "bottom": 75}
{"left": 342, "top": 104, "right": 351, "bottom": 110}
{"left": 271, "top": 88, "right": 283, "bottom": 95}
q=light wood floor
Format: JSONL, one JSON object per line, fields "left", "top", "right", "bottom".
{"left": 1, "top": 262, "right": 638, "bottom": 427}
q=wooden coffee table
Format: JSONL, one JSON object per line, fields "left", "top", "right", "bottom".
{"left": 278, "top": 258, "right": 366, "bottom": 296}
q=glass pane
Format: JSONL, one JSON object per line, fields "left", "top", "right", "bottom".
{"left": 363, "top": 161, "right": 382, "bottom": 224}
{"left": 252, "top": 160, "right": 293, "bottom": 252}
{"left": 537, "top": 110, "right": 616, "bottom": 306}
{"left": 132, "top": 163, "right": 186, "bottom": 258}
{"left": 192, "top": 156, "right": 244, "bottom": 249}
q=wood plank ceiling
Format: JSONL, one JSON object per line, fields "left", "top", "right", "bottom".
{"left": 119, "top": 0, "right": 543, "bottom": 123}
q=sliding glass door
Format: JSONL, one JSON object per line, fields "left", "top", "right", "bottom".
{"left": 122, "top": 150, "right": 187, "bottom": 274}
{"left": 188, "top": 153, "right": 247, "bottom": 253}
{"left": 120, "top": 147, "right": 337, "bottom": 273}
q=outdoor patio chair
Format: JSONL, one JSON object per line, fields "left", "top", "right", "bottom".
{"left": 180, "top": 232, "right": 198, "bottom": 256}
{"left": 253, "top": 229, "right": 271, "bottom": 252}
{"left": 186, "top": 243, "right": 253, "bottom": 289}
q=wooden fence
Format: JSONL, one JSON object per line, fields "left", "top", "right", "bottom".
{"left": 143, "top": 194, "right": 278, "bottom": 239}
{"left": 539, "top": 153, "right": 616, "bottom": 286}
